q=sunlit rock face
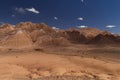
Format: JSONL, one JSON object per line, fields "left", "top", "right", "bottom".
{"left": 0, "top": 23, "right": 15, "bottom": 34}
{"left": 0, "top": 30, "right": 33, "bottom": 50}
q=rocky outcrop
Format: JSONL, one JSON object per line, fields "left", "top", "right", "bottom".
{"left": 0, "top": 23, "right": 15, "bottom": 34}
{"left": 0, "top": 30, "right": 33, "bottom": 50}
{"left": 87, "top": 32, "right": 120, "bottom": 44}
{"left": 0, "top": 22, "right": 120, "bottom": 50}
{"left": 35, "top": 35, "right": 70, "bottom": 47}
{"left": 30, "top": 29, "right": 46, "bottom": 42}
{"left": 78, "top": 28, "right": 103, "bottom": 39}
{"left": 66, "top": 29, "right": 88, "bottom": 43}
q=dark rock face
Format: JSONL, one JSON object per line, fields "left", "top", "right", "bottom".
{"left": 66, "top": 30, "right": 88, "bottom": 43}
{"left": 87, "top": 34, "right": 120, "bottom": 44}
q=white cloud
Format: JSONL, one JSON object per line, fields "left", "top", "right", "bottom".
{"left": 26, "top": 7, "right": 40, "bottom": 14}
{"left": 52, "top": 27, "right": 59, "bottom": 30}
{"left": 12, "top": 15, "right": 15, "bottom": 17}
{"left": 15, "top": 7, "right": 40, "bottom": 14}
{"left": 78, "top": 17, "right": 83, "bottom": 21}
{"left": 15, "top": 7, "right": 26, "bottom": 14}
{"left": 77, "top": 25, "right": 88, "bottom": 28}
{"left": 81, "top": 0, "right": 84, "bottom": 2}
{"left": 54, "top": 17, "right": 58, "bottom": 20}
{"left": 106, "top": 25, "right": 116, "bottom": 28}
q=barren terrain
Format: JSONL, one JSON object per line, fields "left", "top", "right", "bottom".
{"left": 0, "top": 22, "right": 120, "bottom": 80}
{"left": 0, "top": 45, "right": 120, "bottom": 80}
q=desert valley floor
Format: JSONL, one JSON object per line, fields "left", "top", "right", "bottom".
{"left": 0, "top": 45, "right": 120, "bottom": 80}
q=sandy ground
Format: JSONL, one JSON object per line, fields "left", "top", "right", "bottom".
{"left": 0, "top": 50, "right": 120, "bottom": 80}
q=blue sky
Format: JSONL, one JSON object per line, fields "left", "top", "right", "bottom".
{"left": 0, "top": 0, "right": 120, "bottom": 34}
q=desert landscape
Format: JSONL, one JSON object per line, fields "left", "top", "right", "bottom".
{"left": 0, "top": 22, "right": 120, "bottom": 80}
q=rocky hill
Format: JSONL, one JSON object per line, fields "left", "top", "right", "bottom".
{"left": 0, "top": 22, "right": 120, "bottom": 50}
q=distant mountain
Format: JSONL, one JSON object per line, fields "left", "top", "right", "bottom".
{"left": 78, "top": 28, "right": 103, "bottom": 39}
{"left": 0, "top": 22, "right": 120, "bottom": 50}
{"left": 87, "top": 32, "right": 120, "bottom": 44}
